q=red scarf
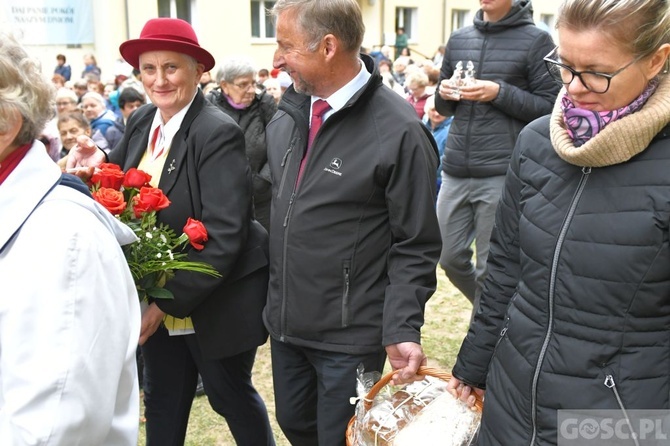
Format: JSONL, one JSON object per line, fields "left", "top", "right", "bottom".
{"left": 0, "top": 143, "right": 31, "bottom": 186}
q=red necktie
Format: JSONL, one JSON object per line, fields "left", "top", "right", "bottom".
{"left": 297, "top": 99, "right": 331, "bottom": 186}
{"left": 150, "top": 125, "right": 165, "bottom": 160}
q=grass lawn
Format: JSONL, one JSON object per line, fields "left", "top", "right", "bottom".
{"left": 137, "top": 271, "right": 471, "bottom": 445}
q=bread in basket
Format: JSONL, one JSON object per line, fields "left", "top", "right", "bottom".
{"left": 347, "top": 366, "right": 483, "bottom": 446}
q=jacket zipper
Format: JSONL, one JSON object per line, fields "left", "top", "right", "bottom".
{"left": 342, "top": 263, "right": 351, "bottom": 327}
{"left": 492, "top": 293, "right": 518, "bottom": 356}
{"left": 463, "top": 35, "right": 489, "bottom": 177}
{"left": 604, "top": 374, "right": 640, "bottom": 446}
{"left": 491, "top": 316, "right": 510, "bottom": 358}
{"left": 277, "top": 104, "right": 344, "bottom": 339}
{"left": 277, "top": 140, "right": 295, "bottom": 198}
{"left": 279, "top": 190, "right": 297, "bottom": 341}
{"left": 278, "top": 138, "right": 300, "bottom": 340}
{"left": 529, "top": 167, "right": 591, "bottom": 445}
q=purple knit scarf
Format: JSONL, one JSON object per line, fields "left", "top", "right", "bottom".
{"left": 226, "top": 94, "right": 249, "bottom": 110}
{"left": 561, "top": 78, "right": 659, "bottom": 147}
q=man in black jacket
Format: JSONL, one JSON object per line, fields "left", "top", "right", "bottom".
{"left": 435, "top": 0, "right": 559, "bottom": 318}
{"left": 264, "top": 1, "right": 442, "bottom": 444}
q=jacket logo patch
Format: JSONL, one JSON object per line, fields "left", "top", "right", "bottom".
{"left": 324, "top": 158, "right": 343, "bottom": 177}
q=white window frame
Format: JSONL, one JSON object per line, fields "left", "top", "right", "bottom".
{"left": 158, "top": 0, "right": 196, "bottom": 24}
{"left": 251, "top": 0, "right": 276, "bottom": 41}
{"left": 451, "top": 9, "right": 471, "bottom": 32}
{"left": 396, "top": 7, "right": 419, "bottom": 43}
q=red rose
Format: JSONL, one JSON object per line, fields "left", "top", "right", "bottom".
{"left": 93, "top": 187, "right": 126, "bottom": 215}
{"left": 183, "top": 218, "right": 208, "bottom": 250}
{"left": 123, "top": 168, "right": 152, "bottom": 189}
{"left": 99, "top": 163, "right": 123, "bottom": 171}
{"left": 91, "top": 163, "right": 125, "bottom": 190}
{"left": 132, "top": 186, "right": 171, "bottom": 218}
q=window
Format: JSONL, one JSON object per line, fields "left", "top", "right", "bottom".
{"left": 395, "top": 7, "right": 418, "bottom": 41}
{"left": 251, "top": 1, "right": 276, "bottom": 39}
{"left": 451, "top": 9, "right": 471, "bottom": 31}
{"left": 157, "top": 0, "right": 193, "bottom": 22}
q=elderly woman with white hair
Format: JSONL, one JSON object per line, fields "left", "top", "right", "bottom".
{"left": 80, "top": 91, "right": 117, "bottom": 143}
{"left": 405, "top": 70, "right": 432, "bottom": 119}
{"left": 205, "top": 56, "right": 277, "bottom": 231}
{"left": 0, "top": 33, "right": 140, "bottom": 445}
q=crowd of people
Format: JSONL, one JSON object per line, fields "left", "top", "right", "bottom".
{"left": 2, "top": 0, "right": 670, "bottom": 445}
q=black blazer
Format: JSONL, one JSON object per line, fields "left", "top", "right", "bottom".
{"left": 110, "top": 91, "right": 269, "bottom": 359}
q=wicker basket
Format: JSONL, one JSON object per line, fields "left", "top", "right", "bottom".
{"left": 346, "top": 366, "right": 483, "bottom": 446}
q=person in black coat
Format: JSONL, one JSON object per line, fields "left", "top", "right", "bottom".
{"left": 265, "top": 1, "right": 441, "bottom": 444}
{"left": 206, "top": 56, "right": 277, "bottom": 232}
{"left": 435, "top": 0, "right": 559, "bottom": 319}
{"left": 66, "top": 18, "right": 275, "bottom": 446}
{"left": 448, "top": 1, "right": 670, "bottom": 444}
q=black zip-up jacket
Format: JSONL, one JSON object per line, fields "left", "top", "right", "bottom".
{"left": 263, "top": 55, "right": 442, "bottom": 354}
{"left": 455, "top": 113, "right": 670, "bottom": 444}
{"left": 435, "top": 0, "right": 559, "bottom": 178}
{"left": 206, "top": 89, "right": 277, "bottom": 231}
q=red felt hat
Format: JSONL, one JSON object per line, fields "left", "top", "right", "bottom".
{"left": 119, "top": 18, "right": 215, "bottom": 71}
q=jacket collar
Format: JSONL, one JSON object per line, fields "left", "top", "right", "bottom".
{"left": 278, "top": 53, "right": 382, "bottom": 127}
{"left": 0, "top": 142, "right": 60, "bottom": 253}
{"left": 474, "top": 0, "right": 533, "bottom": 32}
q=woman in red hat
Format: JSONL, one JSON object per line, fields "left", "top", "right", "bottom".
{"left": 67, "top": 17, "right": 275, "bottom": 446}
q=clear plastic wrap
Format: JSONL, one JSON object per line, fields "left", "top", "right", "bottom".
{"left": 349, "top": 368, "right": 481, "bottom": 446}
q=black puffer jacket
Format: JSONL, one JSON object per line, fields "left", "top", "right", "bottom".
{"left": 454, "top": 112, "right": 670, "bottom": 444}
{"left": 206, "top": 89, "right": 277, "bottom": 230}
{"left": 435, "top": 0, "right": 559, "bottom": 178}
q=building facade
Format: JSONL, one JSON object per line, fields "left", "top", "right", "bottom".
{"left": 2, "top": 0, "right": 558, "bottom": 83}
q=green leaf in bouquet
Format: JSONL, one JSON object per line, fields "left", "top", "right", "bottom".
{"left": 137, "top": 271, "right": 159, "bottom": 289}
{"left": 146, "top": 287, "right": 174, "bottom": 300}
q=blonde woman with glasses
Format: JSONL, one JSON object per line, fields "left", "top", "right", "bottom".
{"left": 448, "top": 1, "right": 670, "bottom": 444}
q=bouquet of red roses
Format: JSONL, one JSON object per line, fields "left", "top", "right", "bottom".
{"left": 89, "top": 163, "right": 220, "bottom": 301}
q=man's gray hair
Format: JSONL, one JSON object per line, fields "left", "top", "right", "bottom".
{"left": 271, "top": 0, "right": 365, "bottom": 53}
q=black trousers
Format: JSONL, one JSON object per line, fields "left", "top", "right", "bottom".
{"left": 271, "top": 338, "right": 386, "bottom": 446}
{"left": 142, "top": 326, "right": 275, "bottom": 446}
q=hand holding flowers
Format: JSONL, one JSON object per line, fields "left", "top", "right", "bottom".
{"left": 90, "top": 163, "right": 220, "bottom": 301}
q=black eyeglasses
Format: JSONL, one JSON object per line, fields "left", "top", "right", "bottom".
{"left": 543, "top": 47, "right": 641, "bottom": 94}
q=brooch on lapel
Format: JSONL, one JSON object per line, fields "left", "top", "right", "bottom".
{"left": 167, "top": 159, "right": 176, "bottom": 174}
